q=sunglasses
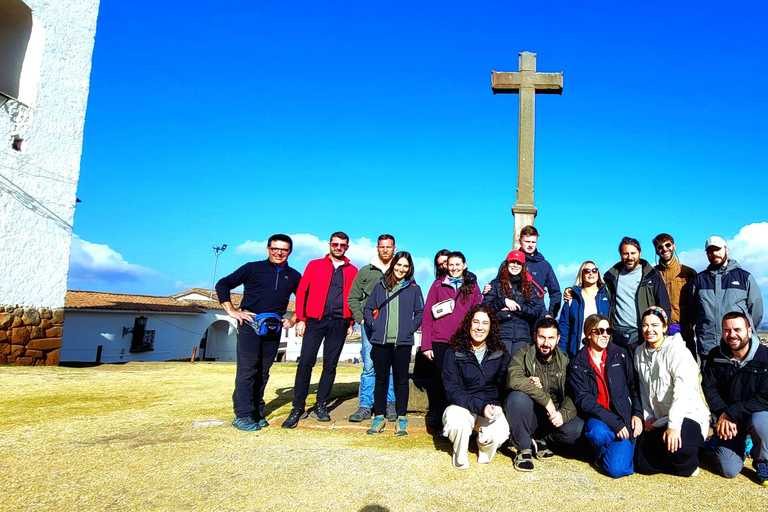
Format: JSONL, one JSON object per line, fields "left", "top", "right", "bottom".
{"left": 590, "top": 327, "right": 613, "bottom": 336}
{"left": 656, "top": 242, "right": 673, "bottom": 251}
{"left": 268, "top": 247, "right": 290, "bottom": 254}
{"left": 582, "top": 268, "right": 599, "bottom": 275}
{"left": 330, "top": 243, "right": 349, "bottom": 249}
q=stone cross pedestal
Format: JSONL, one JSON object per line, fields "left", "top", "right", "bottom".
{"left": 492, "top": 52, "right": 563, "bottom": 247}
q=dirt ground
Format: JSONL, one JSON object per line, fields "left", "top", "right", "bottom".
{"left": 1, "top": 361, "right": 766, "bottom": 511}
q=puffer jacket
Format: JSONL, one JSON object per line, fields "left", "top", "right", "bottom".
{"left": 363, "top": 279, "right": 424, "bottom": 346}
{"left": 558, "top": 286, "right": 611, "bottom": 359}
{"left": 482, "top": 276, "right": 545, "bottom": 343}
{"left": 603, "top": 259, "right": 671, "bottom": 331}
{"left": 702, "top": 333, "right": 768, "bottom": 425}
{"left": 634, "top": 333, "right": 710, "bottom": 439}
{"left": 569, "top": 343, "right": 642, "bottom": 435}
{"left": 443, "top": 347, "right": 511, "bottom": 417}
{"left": 690, "top": 259, "right": 764, "bottom": 356}
{"left": 507, "top": 343, "right": 576, "bottom": 423}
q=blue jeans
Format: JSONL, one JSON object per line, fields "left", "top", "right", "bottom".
{"left": 584, "top": 418, "right": 635, "bottom": 478}
{"left": 359, "top": 323, "right": 394, "bottom": 408}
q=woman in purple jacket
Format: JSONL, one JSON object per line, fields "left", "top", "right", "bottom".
{"left": 421, "top": 251, "right": 482, "bottom": 427}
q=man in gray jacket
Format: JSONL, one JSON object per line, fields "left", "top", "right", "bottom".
{"left": 690, "top": 236, "right": 763, "bottom": 365}
{"left": 347, "top": 234, "right": 397, "bottom": 422}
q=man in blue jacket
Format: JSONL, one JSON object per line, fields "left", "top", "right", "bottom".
{"left": 216, "top": 234, "right": 301, "bottom": 432}
{"left": 519, "top": 226, "right": 562, "bottom": 318}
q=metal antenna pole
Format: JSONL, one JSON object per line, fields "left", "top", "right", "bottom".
{"left": 210, "top": 244, "right": 227, "bottom": 299}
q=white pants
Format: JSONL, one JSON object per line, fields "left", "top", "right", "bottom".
{"left": 442, "top": 405, "right": 510, "bottom": 468}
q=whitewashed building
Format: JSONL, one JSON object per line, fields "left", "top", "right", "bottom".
{"left": 0, "top": 0, "right": 101, "bottom": 365}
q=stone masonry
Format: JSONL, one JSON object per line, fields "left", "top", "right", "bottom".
{"left": 0, "top": 305, "right": 63, "bottom": 366}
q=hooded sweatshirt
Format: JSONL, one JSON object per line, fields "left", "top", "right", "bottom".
{"left": 634, "top": 333, "right": 710, "bottom": 439}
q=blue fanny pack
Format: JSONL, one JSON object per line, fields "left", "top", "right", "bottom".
{"left": 247, "top": 313, "right": 283, "bottom": 336}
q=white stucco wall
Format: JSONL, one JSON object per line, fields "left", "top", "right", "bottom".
{"left": 0, "top": 0, "right": 100, "bottom": 309}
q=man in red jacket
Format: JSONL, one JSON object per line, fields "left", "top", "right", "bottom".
{"left": 283, "top": 232, "right": 359, "bottom": 428}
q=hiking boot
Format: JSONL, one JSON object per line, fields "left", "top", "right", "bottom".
{"left": 532, "top": 439, "right": 554, "bottom": 459}
{"left": 282, "top": 408, "right": 307, "bottom": 429}
{"left": 514, "top": 449, "right": 535, "bottom": 472}
{"left": 386, "top": 402, "right": 397, "bottom": 421}
{"left": 231, "top": 416, "right": 260, "bottom": 432}
{"left": 349, "top": 406, "right": 372, "bottom": 423}
{"left": 756, "top": 461, "right": 768, "bottom": 485}
{"left": 310, "top": 402, "right": 331, "bottom": 422}
{"left": 367, "top": 416, "right": 386, "bottom": 435}
{"left": 395, "top": 417, "right": 409, "bottom": 436}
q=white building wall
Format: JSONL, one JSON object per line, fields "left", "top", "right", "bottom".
{"left": 0, "top": 0, "right": 100, "bottom": 309}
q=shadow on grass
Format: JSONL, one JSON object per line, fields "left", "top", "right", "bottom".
{"left": 266, "top": 382, "right": 359, "bottom": 417}
{"left": 359, "top": 505, "right": 390, "bottom": 512}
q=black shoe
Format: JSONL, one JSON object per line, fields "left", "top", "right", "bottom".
{"left": 311, "top": 402, "right": 331, "bottom": 422}
{"left": 386, "top": 402, "right": 397, "bottom": 421}
{"left": 282, "top": 408, "right": 307, "bottom": 429}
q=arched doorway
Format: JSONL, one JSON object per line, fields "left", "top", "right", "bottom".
{"left": 201, "top": 319, "right": 236, "bottom": 361}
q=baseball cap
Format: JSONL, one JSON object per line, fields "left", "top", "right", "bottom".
{"left": 704, "top": 236, "right": 727, "bottom": 250}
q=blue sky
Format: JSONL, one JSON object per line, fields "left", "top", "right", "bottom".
{"left": 69, "top": 1, "right": 768, "bottom": 320}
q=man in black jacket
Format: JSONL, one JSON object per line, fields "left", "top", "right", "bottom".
{"left": 702, "top": 311, "right": 768, "bottom": 484}
{"left": 603, "top": 237, "right": 670, "bottom": 355}
{"left": 216, "top": 234, "right": 301, "bottom": 432}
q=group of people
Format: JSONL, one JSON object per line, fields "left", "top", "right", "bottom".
{"left": 215, "top": 228, "right": 767, "bottom": 485}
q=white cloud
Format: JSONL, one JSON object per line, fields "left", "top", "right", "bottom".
{"left": 474, "top": 266, "right": 500, "bottom": 288}
{"left": 69, "top": 235, "right": 155, "bottom": 284}
{"left": 237, "top": 233, "right": 380, "bottom": 270}
{"left": 555, "top": 262, "right": 581, "bottom": 287}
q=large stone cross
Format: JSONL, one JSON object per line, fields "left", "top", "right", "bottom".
{"left": 492, "top": 52, "right": 563, "bottom": 247}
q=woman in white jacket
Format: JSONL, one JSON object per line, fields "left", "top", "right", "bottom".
{"left": 633, "top": 306, "right": 710, "bottom": 477}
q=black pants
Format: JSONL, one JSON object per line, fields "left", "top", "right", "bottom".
{"left": 425, "top": 342, "right": 450, "bottom": 415}
{"left": 634, "top": 417, "right": 703, "bottom": 476}
{"left": 292, "top": 318, "right": 348, "bottom": 410}
{"left": 371, "top": 343, "right": 411, "bottom": 417}
{"left": 232, "top": 324, "right": 280, "bottom": 419}
{"left": 504, "top": 390, "right": 584, "bottom": 451}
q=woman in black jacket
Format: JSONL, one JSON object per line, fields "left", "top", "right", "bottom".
{"left": 482, "top": 250, "right": 545, "bottom": 357}
{"left": 569, "top": 314, "right": 643, "bottom": 478}
{"left": 363, "top": 251, "right": 424, "bottom": 437}
{"left": 442, "top": 304, "right": 510, "bottom": 469}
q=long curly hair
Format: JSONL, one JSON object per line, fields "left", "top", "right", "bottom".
{"left": 449, "top": 304, "right": 507, "bottom": 356}
{"left": 447, "top": 251, "right": 477, "bottom": 303}
{"left": 496, "top": 259, "right": 532, "bottom": 301}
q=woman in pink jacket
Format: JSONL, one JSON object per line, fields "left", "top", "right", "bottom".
{"left": 421, "top": 251, "right": 482, "bottom": 427}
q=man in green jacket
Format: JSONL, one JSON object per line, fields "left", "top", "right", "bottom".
{"left": 347, "top": 234, "right": 397, "bottom": 422}
{"left": 504, "top": 318, "right": 584, "bottom": 471}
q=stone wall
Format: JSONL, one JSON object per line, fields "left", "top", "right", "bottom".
{"left": 0, "top": 305, "right": 63, "bottom": 366}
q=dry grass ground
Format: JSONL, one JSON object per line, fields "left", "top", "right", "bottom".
{"left": 1, "top": 362, "right": 767, "bottom": 511}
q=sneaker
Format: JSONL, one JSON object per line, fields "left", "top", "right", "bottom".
{"left": 257, "top": 418, "right": 269, "bottom": 428}
{"left": 514, "top": 449, "right": 535, "bottom": 472}
{"left": 349, "top": 406, "right": 372, "bottom": 423}
{"left": 532, "top": 439, "right": 554, "bottom": 459}
{"left": 690, "top": 467, "right": 700, "bottom": 477}
{"left": 756, "top": 461, "right": 768, "bottom": 485}
{"left": 386, "top": 402, "right": 397, "bottom": 421}
{"left": 231, "top": 416, "right": 260, "bottom": 431}
{"left": 367, "top": 416, "right": 386, "bottom": 435}
{"left": 395, "top": 417, "right": 409, "bottom": 436}
{"left": 310, "top": 402, "right": 331, "bottom": 422}
{"left": 282, "top": 408, "right": 307, "bottom": 429}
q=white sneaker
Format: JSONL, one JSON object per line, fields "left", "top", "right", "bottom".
{"left": 690, "top": 467, "right": 700, "bottom": 477}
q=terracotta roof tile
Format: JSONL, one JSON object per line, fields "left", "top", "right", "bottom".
{"left": 66, "top": 291, "right": 204, "bottom": 314}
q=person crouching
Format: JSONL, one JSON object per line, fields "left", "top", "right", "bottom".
{"left": 442, "top": 304, "right": 511, "bottom": 469}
